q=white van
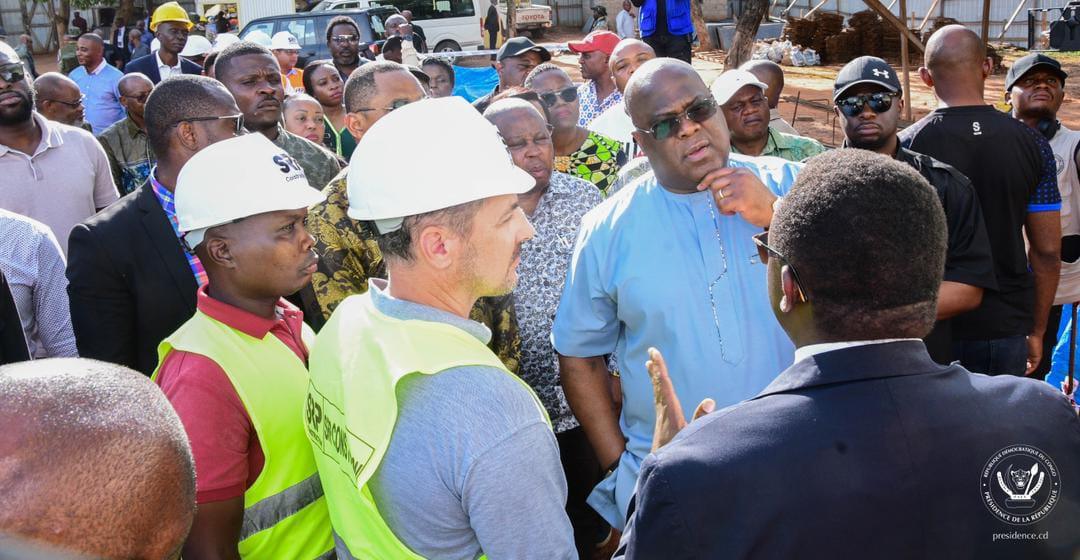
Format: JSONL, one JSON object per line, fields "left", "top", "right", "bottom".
{"left": 311, "top": 0, "right": 483, "bottom": 52}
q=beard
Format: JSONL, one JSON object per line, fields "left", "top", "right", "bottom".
{"left": 0, "top": 88, "right": 34, "bottom": 126}
{"left": 459, "top": 239, "right": 520, "bottom": 298}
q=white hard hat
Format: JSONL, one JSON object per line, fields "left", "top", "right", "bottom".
{"left": 180, "top": 34, "right": 211, "bottom": 57}
{"left": 709, "top": 69, "right": 768, "bottom": 106}
{"left": 212, "top": 32, "right": 239, "bottom": 52}
{"left": 348, "top": 97, "right": 534, "bottom": 233}
{"left": 176, "top": 134, "right": 326, "bottom": 248}
{"left": 245, "top": 30, "right": 273, "bottom": 49}
{"left": 270, "top": 31, "right": 301, "bottom": 51}
{"left": 150, "top": 38, "right": 161, "bottom": 52}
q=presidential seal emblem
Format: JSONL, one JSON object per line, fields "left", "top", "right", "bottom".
{"left": 980, "top": 445, "right": 1061, "bottom": 526}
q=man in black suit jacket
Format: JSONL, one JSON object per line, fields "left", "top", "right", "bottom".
{"left": 616, "top": 148, "right": 1080, "bottom": 559}
{"left": 123, "top": 10, "right": 200, "bottom": 84}
{"left": 67, "top": 76, "right": 241, "bottom": 376}
{"left": 110, "top": 16, "right": 130, "bottom": 69}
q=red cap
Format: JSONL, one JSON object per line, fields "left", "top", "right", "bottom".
{"left": 567, "top": 30, "right": 621, "bottom": 55}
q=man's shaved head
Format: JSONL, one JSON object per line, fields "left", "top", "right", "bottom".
{"left": 740, "top": 59, "right": 784, "bottom": 108}
{"left": 609, "top": 39, "right": 656, "bottom": 93}
{"left": 921, "top": 25, "right": 990, "bottom": 103}
{"left": 625, "top": 58, "right": 705, "bottom": 126}
{"left": 118, "top": 72, "right": 153, "bottom": 97}
{"left": 0, "top": 358, "right": 195, "bottom": 560}
{"left": 32, "top": 72, "right": 78, "bottom": 103}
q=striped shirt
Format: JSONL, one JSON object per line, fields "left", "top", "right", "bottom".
{"left": 150, "top": 171, "right": 208, "bottom": 288}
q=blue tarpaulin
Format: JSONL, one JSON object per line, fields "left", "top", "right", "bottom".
{"left": 452, "top": 64, "right": 499, "bottom": 103}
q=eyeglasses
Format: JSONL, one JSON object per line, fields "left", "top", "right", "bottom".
{"left": 169, "top": 113, "right": 245, "bottom": 134}
{"left": 722, "top": 93, "right": 766, "bottom": 115}
{"left": 752, "top": 230, "right": 809, "bottom": 302}
{"left": 637, "top": 96, "right": 717, "bottom": 141}
{"left": 354, "top": 97, "right": 422, "bottom": 113}
{"left": 836, "top": 92, "right": 899, "bottom": 118}
{"left": 331, "top": 34, "right": 360, "bottom": 44}
{"left": 42, "top": 94, "right": 86, "bottom": 107}
{"left": 538, "top": 86, "right": 577, "bottom": 108}
{"left": 0, "top": 63, "right": 26, "bottom": 84}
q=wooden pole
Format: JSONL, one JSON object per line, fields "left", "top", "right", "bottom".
{"left": 997, "top": 0, "right": 1027, "bottom": 41}
{"left": 863, "top": 0, "right": 926, "bottom": 51}
{"left": 900, "top": 0, "right": 912, "bottom": 121}
{"left": 981, "top": 0, "right": 991, "bottom": 42}
{"left": 886, "top": 0, "right": 898, "bottom": 10}
{"left": 918, "top": 0, "right": 941, "bottom": 31}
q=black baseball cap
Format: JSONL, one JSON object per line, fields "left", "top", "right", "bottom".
{"left": 496, "top": 36, "right": 551, "bottom": 62}
{"left": 1006, "top": 53, "right": 1067, "bottom": 91}
{"left": 833, "top": 56, "right": 902, "bottom": 102}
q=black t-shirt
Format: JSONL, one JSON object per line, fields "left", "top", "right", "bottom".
{"left": 900, "top": 106, "right": 1060, "bottom": 340}
{"left": 896, "top": 147, "right": 997, "bottom": 362}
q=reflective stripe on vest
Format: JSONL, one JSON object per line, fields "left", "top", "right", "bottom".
{"left": 154, "top": 309, "right": 334, "bottom": 559}
{"left": 307, "top": 292, "right": 542, "bottom": 559}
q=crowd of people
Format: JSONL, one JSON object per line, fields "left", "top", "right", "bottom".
{"left": 1, "top": 1, "right": 1079, "bottom": 558}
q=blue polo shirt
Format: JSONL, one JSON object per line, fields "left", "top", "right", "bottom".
{"left": 69, "top": 60, "right": 125, "bottom": 135}
{"left": 552, "top": 153, "right": 800, "bottom": 529}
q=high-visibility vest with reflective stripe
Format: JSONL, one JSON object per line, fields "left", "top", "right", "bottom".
{"left": 305, "top": 292, "right": 549, "bottom": 559}
{"left": 154, "top": 310, "right": 334, "bottom": 559}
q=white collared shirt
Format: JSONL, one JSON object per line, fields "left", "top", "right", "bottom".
{"left": 89, "top": 58, "right": 108, "bottom": 75}
{"left": 793, "top": 339, "right": 922, "bottom": 365}
{"left": 156, "top": 50, "right": 183, "bottom": 80}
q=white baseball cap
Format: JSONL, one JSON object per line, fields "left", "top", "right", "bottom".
{"left": 347, "top": 97, "right": 534, "bottom": 233}
{"left": 245, "top": 30, "right": 272, "bottom": 49}
{"left": 270, "top": 31, "right": 301, "bottom": 51}
{"left": 212, "top": 33, "right": 239, "bottom": 52}
{"left": 176, "top": 134, "right": 326, "bottom": 248}
{"left": 180, "top": 34, "right": 211, "bottom": 57}
{"left": 709, "top": 69, "right": 768, "bottom": 106}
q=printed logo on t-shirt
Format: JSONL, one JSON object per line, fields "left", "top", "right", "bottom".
{"left": 973, "top": 122, "right": 982, "bottom": 136}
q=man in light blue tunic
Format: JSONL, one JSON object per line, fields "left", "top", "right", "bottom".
{"left": 552, "top": 59, "right": 802, "bottom": 530}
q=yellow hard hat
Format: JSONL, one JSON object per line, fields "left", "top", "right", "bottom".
{"left": 150, "top": 2, "right": 194, "bottom": 32}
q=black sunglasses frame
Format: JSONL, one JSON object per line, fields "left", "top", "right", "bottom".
{"left": 538, "top": 86, "right": 578, "bottom": 108}
{"left": 0, "top": 63, "right": 26, "bottom": 84}
{"left": 637, "top": 96, "right": 718, "bottom": 141}
{"left": 836, "top": 92, "right": 900, "bottom": 118}
{"left": 169, "top": 113, "right": 245, "bottom": 134}
{"left": 752, "top": 230, "right": 809, "bottom": 303}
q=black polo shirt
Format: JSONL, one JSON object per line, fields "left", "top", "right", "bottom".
{"left": 896, "top": 146, "right": 997, "bottom": 363}
{"left": 900, "top": 105, "right": 1060, "bottom": 340}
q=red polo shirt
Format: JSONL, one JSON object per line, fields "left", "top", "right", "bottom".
{"left": 155, "top": 285, "right": 309, "bottom": 504}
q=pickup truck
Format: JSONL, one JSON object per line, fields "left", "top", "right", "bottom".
{"left": 496, "top": 0, "right": 552, "bottom": 36}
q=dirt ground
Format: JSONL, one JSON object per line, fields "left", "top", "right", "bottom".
{"left": 32, "top": 29, "right": 1080, "bottom": 148}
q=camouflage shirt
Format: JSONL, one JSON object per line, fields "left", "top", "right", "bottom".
{"left": 307, "top": 172, "right": 521, "bottom": 373}
{"left": 731, "top": 127, "right": 828, "bottom": 163}
{"left": 272, "top": 125, "right": 345, "bottom": 191}
{"left": 97, "top": 116, "right": 154, "bottom": 195}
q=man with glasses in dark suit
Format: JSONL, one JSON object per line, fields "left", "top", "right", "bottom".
{"left": 67, "top": 75, "right": 242, "bottom": 376}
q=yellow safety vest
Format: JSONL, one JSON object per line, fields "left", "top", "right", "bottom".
{"left": 305, "top": 292, "right": 549, "bottom": 559}
{"left": 154, "top": 310, "right": 334, "bottom": 560}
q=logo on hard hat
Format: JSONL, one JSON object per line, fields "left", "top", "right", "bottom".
{"left": 272, "top": 153, "right": 306, "bottom": 182}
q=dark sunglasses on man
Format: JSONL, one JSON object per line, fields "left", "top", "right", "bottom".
{"left": 538, "top": 86, "right": 577, "bottom": 108}
{"left": 0, "top": 63, "right": 26, "bottom": 84}
{"left": 836, "top": 92, "right": 899, "bottom": 118}
{"left": 752, "top": 230, "right": 809, "bottom": 303}
{"left": 636, "top": 96, "right": 717, "bottom": 141}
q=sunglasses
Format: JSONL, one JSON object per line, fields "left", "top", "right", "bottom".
{"left": 752, "top": 230, "right": 809, "bottom": 302}
{"left": 836, "top": 92, "right": 899, "bottom": 118}
{"left": 354, "top": 97, "right": 423, "bottom": 114}
{"left": 331, "top": 34, "right": 360, "bottom": 44}
{"left": 121, "top": 92, "right": 150, "bottom": 104}
{"left": 538, "top": 86, "right": 577, "bottom": 108}
{"left": 637, "top": 97, "right": 718, "bottom": 141}
{"left": 170, "top": 113, "right": 245, "bottom": 134}
{"left": 42, "top": 93, "right": 86, "bottom": 107}
{"left": 0, "top": 63, "right": 26, "bottom": 84}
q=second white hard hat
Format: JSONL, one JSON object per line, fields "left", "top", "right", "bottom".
{"left": 270, "top": 31, "right": 301, "bottom": 51}
{"left": 176, "top": 134, "right": 326, "bottom": 248}
{"left": 347, "top": 96, "right": 534, "bottom": 233}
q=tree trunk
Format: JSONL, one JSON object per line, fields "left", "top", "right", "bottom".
{"left": 50, "top": 0, "right": 69, "bottom": 52}
{"left": 507, "top": 0, "right": 517, "bottom": 38}
{"left": 724, "top": 0, "right": 767, "bottom": 69}
{"left": 691, "top": 0, "right": 714, "bottom": 50}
